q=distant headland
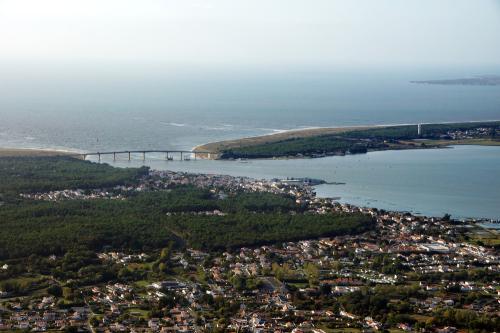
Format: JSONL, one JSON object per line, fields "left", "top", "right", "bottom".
{"left": 411, "top": 75, "right": 500, "bottom": 86}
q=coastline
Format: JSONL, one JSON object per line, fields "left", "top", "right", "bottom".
{"left": 0, "top": 148, "right": 82, "bottom": 158}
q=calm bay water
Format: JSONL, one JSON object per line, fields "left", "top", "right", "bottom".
{"left": 1, "top": 67, "right": 499, "bottom": 219}
{"left": 90, "top": 145, "right": 500, "bottom": 220}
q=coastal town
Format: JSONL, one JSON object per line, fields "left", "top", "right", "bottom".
{"left": 1, "top": 170, "right": 499, "bottom": 332}
{"left": 2, "top": 0, "right": 500, "bottom": 332}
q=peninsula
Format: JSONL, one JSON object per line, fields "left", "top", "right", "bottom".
{"left": 194, "top": 121, "right": 500, "bottom": 159}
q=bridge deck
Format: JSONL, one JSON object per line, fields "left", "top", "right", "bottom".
{"left": 78, "top": 150, "right": 217, "bottom": 161}
{"left": 83, "top": 150, "right": 215, "bottom": 155}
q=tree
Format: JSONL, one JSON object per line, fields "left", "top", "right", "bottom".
{"left": 160, "top": 242, "right": 174, "bottom": 261}
{"left": 319, "top": 283, "right": 331, "bottom": 296}
{"left": 158, "top": 263, "right": 168, "bottom": 274}
{"left": 62, "top": 287, "right": 74, "bottom": 300}
{"left": 118, "top": 267, "right": 132, "bottom": 279}
{"left": 332, "top": 260, "right": 342, "bottom": 271}
{"left": 304, "top": 263, "right": 319, "bottom": 287}
{"left": 230, "top": 276, "right": 246, "bottom": 291}
{"left": 90, "top": 317, "right": 99, "bottom": 327}
{"left": 196, "top": 266, "right": 207, "bottom": 283}
{"left": 47, "top": 284, "right": 63, "bottom": 297}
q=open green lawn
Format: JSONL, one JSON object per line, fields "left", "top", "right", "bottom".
{"left": 134, "top": 280, "right": 151, "bottom": 288}
{"left": 470, "top": 234, "right": 500, "bottom": 246}
{"left": 126, "top": 307, "right": 149, "bottom": 319}
{"left": 468, "top": 226, "right": 500, "bottom": 246}
{"left": 411, "top": 314, "right": 433, "bottom": 323}
{"left": 0, "top": 275, "right": 48, "bottom": 294}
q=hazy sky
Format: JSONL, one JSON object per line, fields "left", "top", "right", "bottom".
{"left": 1, "top": 0, "right": 500, "bottom": 69}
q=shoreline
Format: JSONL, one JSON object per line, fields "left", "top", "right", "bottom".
{"left": 0, "top": 147, "right": 82, "bottom": 158}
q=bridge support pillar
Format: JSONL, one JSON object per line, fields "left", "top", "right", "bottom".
{"left": 113, "top": 152, "right": 116, "bottom": 161}
{"left": 180, "top": 152, "right": 183, "bottom": 160}
{"left": 128, "top": 152, "right": 131, "bottom": 161}
{"left": 98, "top": 153, "right": 101, "bottom": 162}
{"left": 142, "top": 152, "right": 146, "bottom": 161}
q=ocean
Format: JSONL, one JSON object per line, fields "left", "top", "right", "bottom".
{"left": 1, "top": 66, "right": 499, "bottom": 219}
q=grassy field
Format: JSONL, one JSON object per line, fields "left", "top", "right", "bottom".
{"left": 468, "top": 226, "right": 500, "bottom": 246}
{"left": 125, "top": 307, "right": 149, "bottom": 319}
{"left": 411, "top": 314, "right": 433, "bottom": 324}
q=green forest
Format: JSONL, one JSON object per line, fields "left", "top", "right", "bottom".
{"left": 220, "top": 136, "right": 374, "bottom": 159}
{"left": 0, "top": 156, "right": 148, "bottom": 198}
{"left": 0, "top": 157, "right": 373, "bottom": 259}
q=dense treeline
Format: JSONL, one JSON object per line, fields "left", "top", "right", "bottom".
{"left": 340, "top": 125, "right": 418, "bottom": 140}
{"left": 221, "top": 136, "right": 375, "bottom": 159}
{"left": 0, "top": 186, "right": 373, "bottom": 259}
{"left": 0, "top": 198, "right": 178, "bottom": 259}
{"left": 0, "top": 156, "right": 148, "bottom": 196}
{"left": 134, "top": 188, "right": 298, "bottom": 214}
{"left": 170, "top": 212, "right": 373, "bottom": 251}
{"left": 339, "top": 285, "right": 423, "bottom": 318}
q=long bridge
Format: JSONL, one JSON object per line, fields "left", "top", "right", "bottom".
{"left": 80, "top": 150, "right": 217, "bottom": 161}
